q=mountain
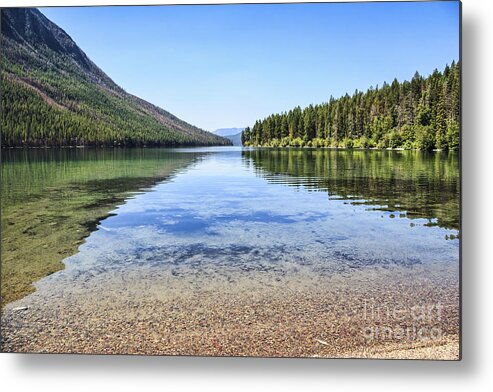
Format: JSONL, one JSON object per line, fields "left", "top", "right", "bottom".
{"left": 0, "top": 8, "right": 231, "bottom": 147}
{"left": 213, "top": 128, "right": 244, "bottom": 146}
{"left": 213, "top": 128, "right": 244, "bottom": 138}
{"left": 224, "top": 132, "right": 243, "bottom": 146}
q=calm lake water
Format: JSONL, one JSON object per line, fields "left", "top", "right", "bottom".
{"left": 1, "top": 147, "right": 460, "bottom": 355}
{"left": 2, "top": 146, "right": 460, "bottom": 273}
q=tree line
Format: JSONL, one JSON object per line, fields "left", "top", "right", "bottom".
{"left": 242, "top": 62, "right": 460, "bottom": 150}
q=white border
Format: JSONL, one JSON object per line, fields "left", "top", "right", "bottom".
{"left": 1, "top": 0, "right": 492, "bottom": 391}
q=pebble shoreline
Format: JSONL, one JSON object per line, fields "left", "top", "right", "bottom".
{"left": 1, "top": 262, "right": 459, "bottom": 359}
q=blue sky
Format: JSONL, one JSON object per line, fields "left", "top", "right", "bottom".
{"left": 41, "top": 2, "right": 460, "bottom": 132}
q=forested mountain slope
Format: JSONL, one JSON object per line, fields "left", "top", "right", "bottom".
{"left": 1, "top": 8, "right": 231, "bottom": 147}
{"left": 242, "top": 62, "right": 460, "bottom": 150}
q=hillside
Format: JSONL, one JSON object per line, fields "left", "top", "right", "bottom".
{"left": 0, "top": 8, "right": 231, "bottom": 147}
{"left": 242, "top": 62, "right": 460, "bottom": 150}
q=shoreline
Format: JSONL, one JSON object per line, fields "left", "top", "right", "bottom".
{"left": 0, "top": 144, "right": 231, "bottom": 150}
{"left": 1, "top": 261, "right": 459, "bottom": 359}
{"left": 244, "top": 145, "right": 451, "bottom": 152}
{"left": 343, "top": 338, "right": 460, "bottom": 360}
{"left": 1, "top": 145, "right": 453, "bottom": 152}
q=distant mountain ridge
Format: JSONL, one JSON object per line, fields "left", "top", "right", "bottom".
{"left": 213, "top": 128, "right": 244, "bottom": 146}
{"left": 213, "top": 128, "right": 245, "bottom": 137}
{"left": 1, "top": 8, "right": 231, "bottom": 147}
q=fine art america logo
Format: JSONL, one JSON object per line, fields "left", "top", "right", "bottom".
{"left": 361, "top": 299, "right": 444, "bottom": 343}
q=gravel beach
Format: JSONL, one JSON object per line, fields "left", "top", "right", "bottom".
{"left": 1, "top": 261, "right": 459, "bottom": 359}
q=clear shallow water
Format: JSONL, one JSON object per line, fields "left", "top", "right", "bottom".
{"left": 1, "top": 147, "right": 460, "bottom": 356}
{"left": 2, "top": 147, "right": 459, "bottom": 297}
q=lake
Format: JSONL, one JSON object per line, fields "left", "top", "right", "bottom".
{"left": 1, "top": 147, "right": 460, "bottom": 357}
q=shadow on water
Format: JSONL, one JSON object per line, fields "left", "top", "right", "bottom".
{"left": 242, "top": 148, "right": 460, "bottom": 230}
